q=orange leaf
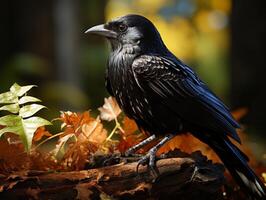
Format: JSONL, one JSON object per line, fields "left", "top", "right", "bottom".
{"left": 116, "top": 136, "right": 139, "bottom": 153}
{"left": 54, "top": 113, "right": 108, "bottom": 170}
{"left": 81, "top": 117, "right": 107, "bottom": 145}
{"left": 33, "top": 126, "right": 52, "bottom": 142}
{"left": 59, "top": 111, "right": 94, "bottom": 128}
{"left": 0, "top": 136, "right": 29, "bottom": 173}
{"left": 157, "top": 135, "right": 182, "bottom": 155}
{"left": 231, "top": 108, "right": 248, "bottom": 121}
{"left": 58, "top": 111, "right": 95, "bottom": 137}
{"left": 157, "top": 133, "right": 220, "bottom": 162}
{"left": 122, "top": 117, "right": 138, "bottom": 136}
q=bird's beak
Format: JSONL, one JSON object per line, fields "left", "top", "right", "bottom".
{"left": 85, "top": 24, "right": 117, "bottom": 39}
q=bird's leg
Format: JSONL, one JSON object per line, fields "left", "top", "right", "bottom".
{"left": 137, "top": 134, "right": 174, "bottom": 177}
{"left": 125, "top": 134, "right": 156, "bottom": 156}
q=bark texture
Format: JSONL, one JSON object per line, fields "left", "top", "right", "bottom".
{"left": 0, "top": 150, "right": 225, "bottom": 200}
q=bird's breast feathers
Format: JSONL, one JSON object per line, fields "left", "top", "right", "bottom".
{"left": 108, "top": 54, "right": 240, "bottom": 141}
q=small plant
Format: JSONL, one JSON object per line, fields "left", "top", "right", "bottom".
{"left": 0, "top": 83, "right": 51, "bottom": 151}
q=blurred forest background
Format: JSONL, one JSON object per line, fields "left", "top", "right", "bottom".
{"left": 0, "top": 0, "right": 265, "bottom": 157}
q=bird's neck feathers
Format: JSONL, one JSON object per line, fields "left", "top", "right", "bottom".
{"left": 108, "top": 40, "right": 142, "bottom": 69}
{"left": 108, "top": 42, "right": 136, "bottom": 71}
{"left": 109, "top": 39, "right": 141, "bottom": 55}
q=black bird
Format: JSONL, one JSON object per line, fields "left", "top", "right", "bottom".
{"left": 86, "top": 14, "right": 266, "bottom": 199}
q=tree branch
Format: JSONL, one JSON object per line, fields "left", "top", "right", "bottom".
{"left": 0, "top": 150, "right": 225, "bottom": 200}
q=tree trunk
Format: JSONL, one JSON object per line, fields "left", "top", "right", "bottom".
{"left": 54, "top": 0, "right": 80, "bottom": 86}
{"left": 230, "top": 0, "right": 266, "bottom": 138}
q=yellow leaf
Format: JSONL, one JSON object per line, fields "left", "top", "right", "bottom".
{"left": 262, "top": 173, "right": 266, "bottom": 185}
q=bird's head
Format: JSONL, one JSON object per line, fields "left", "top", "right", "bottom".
{"left": 85, "top": 14, "right": 168, "bottom": 54}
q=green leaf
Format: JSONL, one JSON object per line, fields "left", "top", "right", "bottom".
{"left": 0, "top": 91, "right": 18, "bottom": 104}
{"left": 0, "top": 83, "right": 51, "bottom": 152}
{"left": 10, "top": 83, "right": 36, "bottom": 97}
{"left": 0, "top": 116, "right": 51, "bottom": 151}
{"left": 19, "top": 96, "right": 41, "bottom": 105}
{"left": 0, "top": 115, "right": 21, "bottom": 126}
{"left": 0, "top": 126, "right": 22, "bottom": 137}
{"left": 22, "top": 117, "right": 52, "bottom": 151}
{"left": 19, "top": 104, "right": 46, "bottom": 118}
{"left": 0, "top": 103, "right": 20, "bottom": 113}
{"left": 23, "top": 116, "right": 52, "bottom": 127}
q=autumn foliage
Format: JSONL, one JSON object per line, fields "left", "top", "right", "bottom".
{"left": 0, "top": 84, "right": 265, "bottom": 190}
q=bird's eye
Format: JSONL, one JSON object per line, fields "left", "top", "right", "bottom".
{"left": 118, "top": 24, "right": 128, "bottom": 32}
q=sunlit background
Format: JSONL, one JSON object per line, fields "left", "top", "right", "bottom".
{"left": 1, "top": 0, "right": 265, "bottom": 158}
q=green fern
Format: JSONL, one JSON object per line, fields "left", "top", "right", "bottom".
{"left": 0, "top": 83, "right": 51, "bottom": 152}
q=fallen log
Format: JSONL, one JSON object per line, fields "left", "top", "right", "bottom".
{"left": 0, "top": 150, "right": 225, "bottom": 200}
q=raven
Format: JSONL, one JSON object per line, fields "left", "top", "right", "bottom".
{"left": 86, "top": 14, "right": 266, "bottom": 199}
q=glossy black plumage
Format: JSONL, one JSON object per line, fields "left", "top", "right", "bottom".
{"left": 86, "top": 14, "right": 266, "bottom": 199}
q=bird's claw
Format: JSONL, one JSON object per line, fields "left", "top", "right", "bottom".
{"left": 136, "top": 148, "right": 160, "bottom": 178}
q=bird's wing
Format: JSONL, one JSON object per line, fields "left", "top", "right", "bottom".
{"left": 132, "top": 55, "right": 241, "bottom": 143}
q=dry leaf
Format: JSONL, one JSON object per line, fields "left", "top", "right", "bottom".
{"left": 122, "top": 117, "right": 138, "bottom": 136}
{"left": 33, "top": 126, "right": 52, "bottom": 142}
{"left": 58, "top": 111, "right": 94, "bottom": 136}
{"left": 231, "top": 108, "right": 248, "bottom": 121}
{"left": 53, "top": 111, "right": 108, "bottom": 170}
{"left": 98, "top": 97, "right": 121, "bottom": 121}
{"left": 116, "top": 136, "right": 138, "bottom": 153}
{"left": 81, "top": 117, "right": 107, "bottom": 144}
{"left": 29, "top": 150, "right": 58, "bottom": 171}
{"left": 0, "top": 136, "right": 30, "bottom": 173}
{"left": 60, "top": 141, "right": 98, "bottom": 171}
{"left": 116, "top": 119, "right": 146, "bottom": 153}
{"left": 52, "top": 133, "right": 76, "bottom": 157}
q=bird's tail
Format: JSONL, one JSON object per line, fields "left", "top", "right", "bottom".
{"left": 195, "top": 133, "right": 266, "bottom": 200}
